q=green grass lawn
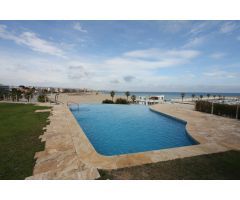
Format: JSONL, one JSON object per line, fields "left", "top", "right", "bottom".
{"left": 0, "top": 103, "right": 51, "bottom": 180}
{"left": 98, "top": 150, "right": 240, "bottom": 180}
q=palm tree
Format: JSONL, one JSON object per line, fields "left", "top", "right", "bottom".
{"left": 110, "top": 91, "right": 115, "bottom": 101}
{"left": 16, "top": 90, "right": 22, "bottom": 101}
{"left": 11, "top": 88, "right": 22, "bottom": 102}
{"left": 24, "top": 88, "right": 34, "bottom": 102}
{"left": 207, "top": 93, "right": 210, "bottom": 99}
{"left": 42, "top": 89, "right": 48, "bottom": 102}
{"left": 125, "top": 91, "right": 130, "bottom": 101}
{"left": 11, "top": 88, "right": 17, "bottom": 101}
{"left": 180, "top": 92, "right": 185, "bottom": 102}
{"left": 200, "top": 94, "right": 203, "bottom": 100}
{"left": 24, "top": 92, "right": 30, "bottom": 102}
{"left": 192, "top": 94, "right": 195, "bottom": 101}
{"left": 131, "top": 95, "right": 136, "bottom": 103}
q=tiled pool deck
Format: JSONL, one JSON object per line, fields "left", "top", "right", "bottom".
{"left": 26, "top": 103, "right": 240, "bottom": 179}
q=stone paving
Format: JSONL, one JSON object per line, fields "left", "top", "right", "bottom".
{"left": 26, "top": 103, "right": 240, "bottom": 179}
{"left": 26, "top": 105, "right": 100, "bottom": 180}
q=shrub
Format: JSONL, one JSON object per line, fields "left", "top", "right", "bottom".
{"left": 195, "top": 101, "right": 212, "bottom": 113}
{"left": 195, "top": 100, "right": 239, "bottom": 119}
{"left": 213, "top": 103, "right": 238, "bottom": 118}
{"left": 102, "top": 99, "right": 114, "bottom": 104}
{"left": 38, "top": 95, "right": 48, "bottom": 102}
{"left": 115, "top": 98, "right": 128, "bottom": 104}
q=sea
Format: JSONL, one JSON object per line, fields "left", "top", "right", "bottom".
{"left": 101, "top": 91, "right": 240, "bottom": 101}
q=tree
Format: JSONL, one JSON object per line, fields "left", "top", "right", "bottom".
{"left": 16, "top": 90, "right": 22, "bottom": 101}
{"left": 24, "top": 88, "right": 34, "bottom": 102}
{"left": 131, "top": 95, "right": 136, "bottom": 103}
{"left": 180, "top": 92, "right": 185, "bottom": 102}
{"left": 24, "top": 91, "right": 31, "bottom": 102}
{"left": 200, "top": 94, "right": 203, "bottom": 100}
{"left": 207, "top": 93, "right": 210, "bottom": 99}
{"left": 192, "top": 94, "right": 195, "bottom": 101}
{"left": 11, "top": 88, "right": 22, "bottom": 102}
{"left": 38, "top": 95, "right": 48, "bottom": 102}
{"left": 110, "top": 91, "right": 115, "bottom": 101}
{"left": 115, "top": 98, "right": 128, "bottom": 104}
{"left": 125, "top": 91, "right": 130, "bottom": 101}
{"left": 213, "top": 95, "right": 216, "bottom": 99}
{"left": 41, "top": 89, "right": 48, "bottom": 102}
{"left": 218, "top": 94, "right": 221, "bottom": 99}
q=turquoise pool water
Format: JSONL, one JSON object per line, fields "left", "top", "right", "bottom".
{"left": 70, "top": 104, "right": 197, "bottom": 156}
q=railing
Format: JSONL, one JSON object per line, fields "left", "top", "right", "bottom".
{"left": 49, "top": 99, "right": 64, "bottom": 105}
{"left": 67, "top": 101, "right": 79, "bottom": 111}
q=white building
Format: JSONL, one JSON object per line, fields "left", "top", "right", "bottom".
{"left": 136, "top": 95, "right": 165, "bottom": 105}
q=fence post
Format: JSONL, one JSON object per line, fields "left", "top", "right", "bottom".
{"left": 236, "top": 104, "right": 239, "bottom": 120}
{"left": 211, "top": 102, "right": 214, "bottom": 114}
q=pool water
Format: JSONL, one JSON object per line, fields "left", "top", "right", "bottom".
{"left": 70, "top": 104, "right": 197, "bottom": 156}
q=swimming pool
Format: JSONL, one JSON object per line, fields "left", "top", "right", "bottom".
{"left": 70, "top": 104, "right": 197, "bottom": 156}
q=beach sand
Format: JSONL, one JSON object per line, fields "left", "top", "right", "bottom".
{"left": 48, "top": 93, "right": 124, "bottom": 104}
{"left": 48, "top": 93, "right": 195, "bottom": 110}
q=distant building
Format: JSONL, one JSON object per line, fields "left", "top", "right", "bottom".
{"left": 0, "top": 84, "right": 10, "bottom": 100}
{"left": 136, "top": 95, "right": 165, "bottom": 105}
{"left": 0, "top": 84, "right": 10, "bottom": 93}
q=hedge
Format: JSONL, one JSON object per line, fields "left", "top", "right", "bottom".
{"left": 38, "top": 95, "right": 48, "bottom": 102}
{"left": 102, "top": 99, "right": 114, "bottom": 104}
{"left": 195, "top": 101, "right": 239, "bottom": 119}
{"left": 195, "top": 101, "right": 212, "bottom": 113}
{"left": 115, "top": 98, "right": 129, "bottom": 104}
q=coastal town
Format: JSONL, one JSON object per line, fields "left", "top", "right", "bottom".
{"left": 0, "top": 21, "right": 240, "bottom": 182}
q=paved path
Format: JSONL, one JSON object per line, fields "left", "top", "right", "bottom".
{"left": 26, "top": 105, "right": 100, "bottom": 180}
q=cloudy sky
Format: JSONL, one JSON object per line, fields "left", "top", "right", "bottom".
{"left": 0, "top": 20, "right": 239, "bottom": 92}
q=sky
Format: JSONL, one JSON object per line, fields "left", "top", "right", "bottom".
{"left": 0, "top": 20, "right": 239, "bottom": 92}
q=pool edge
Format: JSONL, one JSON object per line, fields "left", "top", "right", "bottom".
{"left": 149, "top": 107, "right": 200, "bottom": 145}
{"left": 66, "top": 105, "right": 228, "bottom": 170}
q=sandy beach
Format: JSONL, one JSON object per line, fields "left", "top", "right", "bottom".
{"left": 48, "top": 92, "right": 125, "bottom": 104}
{"left": 49, "top": 92, "right": 239, "bottom": 105}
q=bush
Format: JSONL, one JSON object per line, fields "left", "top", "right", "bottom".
{"left": 102, "top": 99, "right": 114, "bottom": 104}
{"left": 195, "top": 101, "right": 239, "bottom": 119}
{"left": 115, "top": 98, "right": 129, "bottom": 104}
{"left": 195, "top": 101, "right": 212, "bottom": 113}
{"left": 213, "top": 103, "right": 238, "bottom": 119}
{"left": 38, "top": 95, "right": 48, "bottom": 102}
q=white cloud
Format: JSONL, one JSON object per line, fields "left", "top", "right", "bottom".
{"left": 73, "top": 22, "right": 88, "bottom": 33}
{"left": 188, "top": 21, "right": 220, "bottom": 36}
{"left": 183, "top": 36, "right": 205, "bottom": 48}
{"left": 189, "top": 22, "right": 210, "bottom": 35}
{"left": 0, "top": 53, "right": 66, "bottom": 87}
{"left": 0, "top": 47, "right": 200, "bottom": 90}
{"left": 1, "top": 49, "right": 239, "bottom": 92}
{"left": 110, "top": 79, "right": 120, "bottom": 84}
{"left": 161, "top": 21, "right": 190, "bottom": 33}
{"left": 123, "top": 75, "right": 135, "bottom": 82}
{"left": 220, "top": 22, "right": 238, "bottom": 33}
{"left": 203, "top": 70, "right": 237, "bottom": 78}
{"left": 0, "top": 24, "right": 64, "bottom": 57}
{"left": 123, "top": 48, "right": 200, "bottom": 60}
{"left": 68, "top": 65, "right": 92, "bottom": 79}
{"left": 209, "top": 52, "right": 226, "bottom": 59}
{"left": 118, "top": 49, "right": 200, "bottom": 71}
